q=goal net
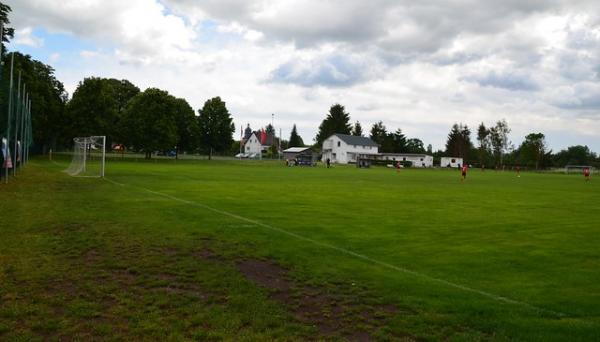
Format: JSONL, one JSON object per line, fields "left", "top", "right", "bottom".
{"left": 64, "top": 136, "right": 106, "bottom": 177}
{"left": 565, "top": 165, "right": 595, "bottom": 175}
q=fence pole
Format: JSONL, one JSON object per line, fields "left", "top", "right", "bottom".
{"left": 13, "top": 71, "right": 21, "bottom": 176}
{"left": 5, "top": 53, "right": 14, "bottom": 183}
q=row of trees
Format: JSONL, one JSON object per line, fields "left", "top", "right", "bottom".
{"left": 68, "top": 78, "right": 235, "bottom": 159}
{"left": 445, "top": 120, "right": 598, "bottom": 169}
{"left": 312, "top": 103, "right": 599, "bottom": 169}
{"left": 314, "top": 104, "right": 430, "bottom": 154}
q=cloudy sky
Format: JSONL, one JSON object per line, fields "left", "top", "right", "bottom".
{"left": 7, "top": 0, "right": 600, "bottom": 151}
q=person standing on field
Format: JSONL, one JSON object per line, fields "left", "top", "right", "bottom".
{"left": 584, "top": 167, "right": 591, "bottom": 181}
{"left": 461, "top": 164, "right": 468, "bottom": 182}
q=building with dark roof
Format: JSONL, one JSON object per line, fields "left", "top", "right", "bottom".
{"left": 321, "top": 134, "right": 379, "bottom": 164}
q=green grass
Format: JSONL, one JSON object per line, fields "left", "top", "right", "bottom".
{"left": 1, "top": 157, "right": 599, "bottom": 341}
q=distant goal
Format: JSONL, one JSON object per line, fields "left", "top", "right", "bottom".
{"left": 564, "top": 165, "right": 595, "bottom": 175}
{"left": 64, "top": 136, "right": 106, "bottom": 177}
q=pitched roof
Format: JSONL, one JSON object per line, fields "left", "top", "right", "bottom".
{"left": 333, "top": 134, "right": 378, "bottom": 147}
{"left": 283, "top": 147, "right": 311, "bottom": 153}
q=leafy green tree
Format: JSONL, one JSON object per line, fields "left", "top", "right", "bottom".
{"left": 288, "top": 124, "right": 304, "bottom": 147}
{"left": 553, "top": 145, "right": 594, "bottom": 166}
{"left": 351, "top": 121, "right": 363, "bottom": 136}
{"left": 172, "top": 97, "right": 197, "bottom": 159}
{"left": 265, "top": 123, "right": 275, "bottom": 136}
{"left": 0, "top": 2, "right": 15, "bottom": 58}
{"left": 389, "top": 129, "right": 407, "bottom": 153}
{"left": 66, "top": 77, "right": 140, "bottom": 148}
{"left": 427, "top": 144, "right": 433, "bottom": 154}
{"left": 406, "top": 138, "right": 425, "bottom": 153}
{"left": 490, "top": 119, "right": 511, "bottom": 166}
{"left": 445, "top": 123, "right": 472, "bottom": 159}
{"left": 197, "top": 96, "right": 235, "bottom": 160}
{"left": 370, "top": 122, "right": 408, "bottom": 153}
{"left": 518, "top": 133, "right": 547, "bottom": 169}
{"left": 0, "top": 52, "right": 67, "bottom": 153}
{"left": 476, "top": 122, "right": 491, "bottom": 167}
{"left": 121, "top": 88, "right": 178, "bottom": 159}
{"left": 369, "top": 121, "right": 387, "bottom": 146}
{"left": 315, "top": 104, "right": 352, "bottom": 145}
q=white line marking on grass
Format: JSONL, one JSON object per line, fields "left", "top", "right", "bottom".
{"left": 104, "top": 177, "right": 566, "bottom": 318}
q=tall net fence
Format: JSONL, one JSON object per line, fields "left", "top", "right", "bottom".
{"left": 1, "top": 50, "right": 34, "bottom": 184}
{"left": 64, "top": 136, "right": 106, "bottom": 177}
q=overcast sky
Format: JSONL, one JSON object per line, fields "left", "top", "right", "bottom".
{"left": 7, "top": 0, "right": 600, "bottom": 152}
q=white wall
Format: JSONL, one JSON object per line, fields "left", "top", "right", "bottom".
{"left": 245, "top": 133, "right": 263, "bottom": 155}
{"left": 321, "top": 135, "right": 378, "bottom": 163}
{"left": 441, "top": 157, "right": 463, "bottom": 168}
{"left": 379, "top": 154, "right": 433, "bottom": 167}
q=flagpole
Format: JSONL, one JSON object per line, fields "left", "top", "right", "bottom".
{"left": 26, "top": 99, "right": 31, "bottom": 164}
{"left": 5, "top": 53, "right": 14, "bottom": 183}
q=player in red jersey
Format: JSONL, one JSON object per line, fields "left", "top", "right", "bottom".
{"left": 461, "top": 164, "right": 468, "bottom": 181}
{"left": 584, "top": 167, "right": 591, "bottom": 181}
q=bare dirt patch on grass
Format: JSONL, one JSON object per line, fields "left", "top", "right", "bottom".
{"left": 238, "top": 258, "right": 409, "bottom": 341}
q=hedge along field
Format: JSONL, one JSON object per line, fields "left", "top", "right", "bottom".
{"left": 1, "top": 158, "right": 599, "bottom": 341}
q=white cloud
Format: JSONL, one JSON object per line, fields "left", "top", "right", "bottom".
{"left": 13, "top": 27, "right": 43, "bottom": 47}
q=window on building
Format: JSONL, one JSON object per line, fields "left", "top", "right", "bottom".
{"left": 337, "top": 141, "right": 341, "bottom": 147}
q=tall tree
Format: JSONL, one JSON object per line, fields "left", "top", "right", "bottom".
{"left": 172, "top": 97, "right": 198, "bottom": 159}
{"left": 288, "top": 124, "right": 304, "bottom": 147}
{"left": 197, "top": 96, "right": 235, "bottom": 160}
{"left": 477, "top": 122, "right": 491, "bottom": 167}
{"left": 390, "top": 129, "right": 407, "bottom": 153}
{"left": 265, "top": 123, "right": 275, "bottom": 136}
{"left": 0, "top": 2, "right": 15, "bottom": 58}
{"left": 351, "top": 121, "right": 363, "bottom": 136}
{"left": 553, "top": 145, "right": 593, "bottom": 167}
{"left": 1, "top": 52, "right": 68, "bottom": 153}
{"left": 519, "top": 133, "right": 547, "bottom": 170}
{"left": 121, "top": 88, "right": 178, "bottom": 159}
{"left": 66, "top": 77, "right": 140, "bottom": 148}
{"left": 445, "top": 123, "right": 472, "bottom": 159}
{"left": 406, "top": 138, "right": 425, "bottom": 153}
{"left": 315, "top": 104, "right": 352, "bottom": 145}
{"left": 369, "top": 121, "right": 387, "bottom": 146}
{"left": 243, "top": 123, "right": 252, "bottom": 140}
{"left": 490, "top": 119, "right": 511, "bottom": 166}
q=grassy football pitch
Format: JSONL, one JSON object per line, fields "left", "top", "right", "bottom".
{"left": 1, "top": 158, "right": 599, "bottom": 340}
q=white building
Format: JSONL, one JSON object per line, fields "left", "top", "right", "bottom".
{"left": 441, "top": 157, "right": 464, "bottom": 168}
{"left": 321, "top": 134, "right": 379, "bottom": 164}
{"left": 377, "top": 153, "right": 434, "bottom": 168}
{"left": 243, "top": 132, "right": 269, "bottom": 158}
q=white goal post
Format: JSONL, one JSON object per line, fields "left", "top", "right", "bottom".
{"left": 64, "top": 136, "right": 106, "bottom": 177}
{"left": 564, "top": 165, "right": 595, "bottom": 174}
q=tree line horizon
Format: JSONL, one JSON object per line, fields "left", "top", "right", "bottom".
{"left": 1, "top": 3, "right": 598, "bottom": 168}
